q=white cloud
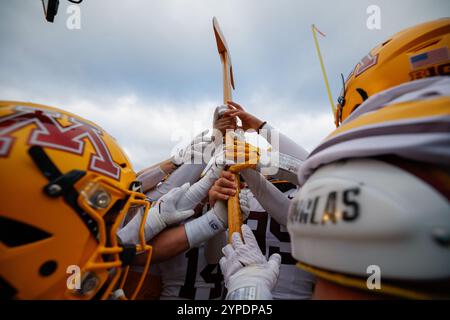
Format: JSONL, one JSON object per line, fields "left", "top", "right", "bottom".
{"left": 55, "top": 93, "right": 335, "bottom": 171}
{"left": 62, "top": 96, "right": 216, "bottom": 170}
{"left": 1, "top": 0, "right": 448, "bottom": 172}
{"left": 1, "top": 83, "right": 335, "bottom": 171}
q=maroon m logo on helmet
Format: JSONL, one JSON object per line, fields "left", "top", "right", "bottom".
{"left": 0, "top": 106, "right": 121, "bottom": 180}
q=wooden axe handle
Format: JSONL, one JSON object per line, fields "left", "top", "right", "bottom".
{"left": 227, "top": 173, "right": 242, "bottom": 240}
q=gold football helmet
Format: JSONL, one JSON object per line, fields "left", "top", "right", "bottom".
{"left": 0, "top": 101, "right": 152, "bottom": 299}
{"left": 336, "top": 18, "right": 450, "bottom": 126}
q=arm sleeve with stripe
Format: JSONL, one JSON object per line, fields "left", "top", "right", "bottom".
{"left": 261, "top": 123, "right": 309, "bottom": 185}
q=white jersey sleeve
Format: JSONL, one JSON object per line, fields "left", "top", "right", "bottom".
{"left": 137, "top": 166, "right": 167, "bottom": 193}
{"left": 241, "top": 169, "right": 291, "bottom": 226}
{"left": 146, "top": 163, "right": 206, "bottom": 201}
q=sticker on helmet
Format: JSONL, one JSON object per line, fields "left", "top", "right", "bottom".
{"left": 409, "top": 47, "right": 449, "bottom": 70}
{"left": 290, "top": 188, "right": 360, "bottom": 226}
{"left": 409, "top": 62, "right": 450, "bottom": 80}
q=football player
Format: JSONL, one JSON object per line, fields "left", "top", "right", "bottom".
{"left": 0, "top": 101, "right": 153, "bottom": 299}
{"left": 0, "top": 101, "right": 247, "bottom": 300}
{"left": 117, "top": 106, "right": 251, "bottom": 299}
{"left": 220, "top": 18, "right": 450, "bottom": 300}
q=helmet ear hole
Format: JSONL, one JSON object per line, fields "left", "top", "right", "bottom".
{"left": 39, "top": 260, "right": 58, "bottom": 277}
{"left": 356, "top": 88, "right": 369, "bottom": 101}
{"left": 345, "top": 88, "right": 369, "bottom": 117}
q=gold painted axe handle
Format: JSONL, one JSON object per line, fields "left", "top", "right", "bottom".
{"left": 227, "top": 173, "right": 242, "bottom": 240}
{"left": 221, "top": 50, "right": 242, "bottom": 241}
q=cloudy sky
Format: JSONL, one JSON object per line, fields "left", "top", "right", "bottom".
{"left": 1, "top": 0, "right": 449, "bottom": 171}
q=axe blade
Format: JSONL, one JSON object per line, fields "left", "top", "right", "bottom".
{"left": 212, "top": 17, "right": 235, "bottom": 90}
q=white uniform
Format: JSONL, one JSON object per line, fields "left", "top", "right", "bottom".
{"left": 157, "top": 245, "right": 224, "bottom": 300}
{"left": 245, "top": 184, "right": 315, "bottom": 300}
{"left": 157, "top": 204, "right": 225, "bottom": 300}
{"left": 153, "top": 182, "right": 313, "bottom": 300}
{"left": 156, "top": 183, "right": 314, "bottom": 300}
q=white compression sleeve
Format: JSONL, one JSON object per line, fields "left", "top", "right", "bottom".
{"left": 138, "top": 166, "right": 166, "bottom": 193}
{"left": 240, "top": 169, "right": 290, "bottom": 226}
{"left": 146, "top": 163, "right": 206, "bottom": 201}
{"left": 184, "top": 210, "right": 225, "bottom": 248}
{"left": 175, "top": 166, "right": 222, "bottom": 211}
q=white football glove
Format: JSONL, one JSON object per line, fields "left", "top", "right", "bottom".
{"left": 220, "top": 224, "right": 281, "bottom": 300}
{"left": 171, "top": 130, "right": 213, "bottom": 166}
{"left": 117, "top": 183, "right": 194, "bottom": 244}
{"left": 184, "top": 188, "right": 251, "bottom": 248}
{"left": 175, "top": 144, "right": 240, "bottom": 211}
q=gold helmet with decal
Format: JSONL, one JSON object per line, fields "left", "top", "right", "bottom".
{"left": 336, "top": 18, "right": 450, "bottom": 126}
{"left": 0, "top": 101, "right": 152, "bottom": 300}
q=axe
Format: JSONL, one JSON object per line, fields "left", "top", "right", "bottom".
{"left": 212, "top": 17, "right": 243, "bottom": 240}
